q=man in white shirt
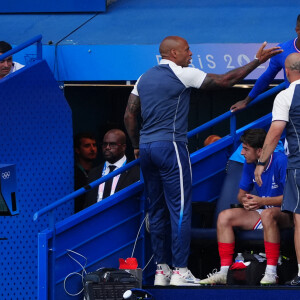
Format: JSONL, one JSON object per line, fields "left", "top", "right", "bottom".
{"left": 0, "top": 41, "right": 24, "bottom": 79}
{"left": 255, "top": 52, "right": 300, "bottom": 286}
{"left": 84, "top": 129, "right": 140, "bottom": 208}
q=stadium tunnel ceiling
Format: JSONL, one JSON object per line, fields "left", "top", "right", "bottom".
{"left": 0, "top": 0, "right": 298, "bottom": 46}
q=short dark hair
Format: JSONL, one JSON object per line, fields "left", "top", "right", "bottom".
{"left": 0, "top": 41, "right": 12, "bottom": 54}
{"left": 74, "top": 132, "right": 97, "bottom": 149}
{"left": 297, "top": 14, "right": 300, "bottom": 23}
{"left": 240, "top": 128, "right": 267, "bottom": 149}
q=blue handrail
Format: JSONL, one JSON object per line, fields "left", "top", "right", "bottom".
{"left": 0, "top": 34, "right": 42, "bottom": 61}
{"left": 187, "top": 82, "right": 286, "bottom": 138}
{"left": 33, "top": 159, "right": 140, "bottom": 221}
{"left": 33, "top": 81, "right": 286, "bottom": 222}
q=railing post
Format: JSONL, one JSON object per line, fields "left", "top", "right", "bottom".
{"left": 139, "top": 170, "right": 146, "bottom": 269}
{"left": 230, "top": 113, "right": 238, "bottom": 150}
{"left": 48, "top": 211, "right": 56, "bottom": 300}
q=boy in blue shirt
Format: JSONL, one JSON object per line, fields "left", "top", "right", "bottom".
{"left": 200, "top": 128, "right": 293, "bottom": 285}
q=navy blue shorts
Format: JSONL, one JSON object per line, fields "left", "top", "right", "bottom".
{"left": 282, "top": 169, "right": 300, "bottom": 214}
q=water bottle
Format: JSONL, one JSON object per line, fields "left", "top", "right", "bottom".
{"left": 235, "top": 252, "right": 244, "bottom": 262}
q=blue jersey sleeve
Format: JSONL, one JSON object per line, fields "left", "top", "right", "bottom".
{"left": 248, "top": 39, "right": 297, "bottom": 100}
{"left": 239, "top": 162, "right": 254, "bottom": 192}
{"left": 249, "top": 55, "right": 283, "bottom": 99}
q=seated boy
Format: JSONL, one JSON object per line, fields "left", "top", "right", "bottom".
{"left": 200, "top": 128, "right": 293, "bottom": 285}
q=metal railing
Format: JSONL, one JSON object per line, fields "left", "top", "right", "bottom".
{"left": 188, "top": 82, "right": 286, "bottom": 140}
{"left": 34, "top": 81, "right": 286, "bottom": 223}
{"left": 0, "top": 34, "right": 42, "bottom": 62}
{"left": 33, "top": 159, "right": 140, "bottom": 221}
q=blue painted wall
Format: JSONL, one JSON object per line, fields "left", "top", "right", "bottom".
{"left": 0, "top": 0, "right": 298, "bottom": 45}
{"left": 0, "top": 61, "right": 74, "bottom": 299}
{"left": 0, "top": 0, "right": 298, "bottom": 81}
{"left": 0, "top": 0, "right": 106, "bottom": 13}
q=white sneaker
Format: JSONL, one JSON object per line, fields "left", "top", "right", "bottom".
{"left": 154, "top": 266, "right": 171, "bottom": 286}
{"left": 260, "top": 273, "right": 278, "bottom": 285}
{"left": 199, "top": 269, "right": 227, "bottom": 285}
{"left": 170, "top": 269, "right": 200, "bottom": 286}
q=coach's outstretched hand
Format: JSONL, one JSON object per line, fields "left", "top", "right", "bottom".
{"left": 255, "top": 42, "right": 283, "bottom": 64}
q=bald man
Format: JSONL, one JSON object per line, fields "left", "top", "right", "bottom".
{"left": 254, "top": 53, "right": 300, "bottom": 286}
{"left": 84, "top": 129, "right": 140, "bottom": 208}
{"left": 124, "top": 35, "right": 282, "bottom": 286}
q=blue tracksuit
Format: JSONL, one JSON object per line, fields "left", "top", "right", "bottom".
{"left": 132, "top": 59, "right": 206, "bottom": 267}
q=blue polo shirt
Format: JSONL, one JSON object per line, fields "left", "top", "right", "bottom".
{"left": 131, "top": 59, "right": 206, "bottom": 144}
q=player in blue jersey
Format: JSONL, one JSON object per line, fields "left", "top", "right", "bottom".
{"left": 199, "top": 129, "right": 292, "bottom": 286}
{"left": 124, "top": 36, "right": 282, "bottom": 286}
{"left": 255, "top": 53, "right": 300, "bottom": 286}
{"left": 231, "top": 15, "right": 300, "bottom": 113}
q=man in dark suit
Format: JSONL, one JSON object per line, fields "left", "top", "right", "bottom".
{"left": 84, "top": 129, "right": 140, "bottom": 208}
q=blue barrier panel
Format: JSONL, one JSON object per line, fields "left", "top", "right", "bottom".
{"left": 9, "top": 42, "right": 285, "bottom": 82}
{"left": 0, "top": 59, "right": 73, "bottom": 300}
{"left": 42, "top": 43, "right": 282, "bottom": 81}
{"left": 0, "top": 0, "right": 106, "bottom": 13}
{"left": 38, "top": 183, "right": 145, "bottom": 300}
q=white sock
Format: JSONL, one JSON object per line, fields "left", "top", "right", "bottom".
{"left": 157, "top": 263, "right": 170, "bottom": 273}
{"left": 220, "top": 266, "right": 229, "bottom": 274}
{"left": 175, "top": 267, "right": 188, "bottom": 274}
{"left": 266, "top": 265, "right": 277, "bottom": 275}
{"left": 298, "top": 264, "right": 300, "bottom": 277}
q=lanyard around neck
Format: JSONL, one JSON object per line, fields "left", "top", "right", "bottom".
{"left": 97, "top": 159, "right": 127, "bottom": 201}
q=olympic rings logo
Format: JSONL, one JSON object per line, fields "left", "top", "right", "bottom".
{"left": 2, "top": 171, "right": 10, "bottom": 179}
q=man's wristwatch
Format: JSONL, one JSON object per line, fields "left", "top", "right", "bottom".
{"left": 257, "top": 159, "right": 267, "bottom": 166}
